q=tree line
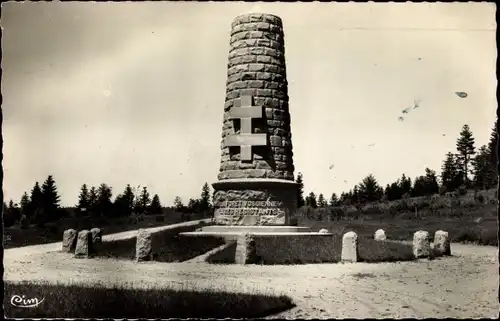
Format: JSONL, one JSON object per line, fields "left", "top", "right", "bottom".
{"left": 3, "top": 178, "right": 214, "bottom": 228}
{"left": 296, "top": 122, "right": 498, "bottom": 208}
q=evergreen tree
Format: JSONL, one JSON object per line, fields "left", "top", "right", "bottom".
{"left": 329, "top": 193, "right": 339, "bottom": 207}
{"left": 385, "top": 180, "right": 402, "bottom": 201}
{"left": 456, "top": 124, "right": 476, "bottom": 187}
{"left": 441, "top": 152, "right": 461, "bottom": 192}
{"left": 485, "top": 120, "right": 498, "bottom": 188}
{"left": 114, "top": 184, "right": 135, "bottom": 217}
{"left": 200, "top": 182, "right": 211, "bottom": 212}
{"left": 317, "top": 193, "right": 326, "bottom": 207}
{"left": 305, "top": 192, "right": 317, "bottom": 208}
{"left": 4, "top": 200, "right": 21, "bottom": 227}
{"left": 88, "top": 186, "right": 98, "bottom": 216}
{"left": 29, "top": 182, "right": 44, "bottom": 224}
{"left": 412, "top": 176, "right": 427, "bottom": 197}
{"left": 41, "top": 175, "right": 61, "bottom": 222}
{"left": 424, "top": 168, "right": 440, "bottom": 195}
{"left": 19, "top": 192, "right": 30, "bottom": 219}
{"left": 398, "top": 174, "right": 412, "bottom": 197}
{"left": 173, "top": 196, "right": 184, "bottom": 213}
{"left": 77, "top": 184, "right": 90, "bottom": 213}
{"left": 472, "top": 145, "right": 490, "bottom": 190}
{"left": 296, "top": 173, "right": 305, "bottom": 208}
{"left": 136, "top": 187, "right": 151, "bottom": 215}
{"left": 96, "top": 183, "right": 113, "bottom": 217}
{"left": 149, "top": 194, "right": 162, "bottom": 215}
{"left": 357, "top": 174, "right": 383, "bottom": 203}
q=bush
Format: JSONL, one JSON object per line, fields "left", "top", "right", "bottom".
{"left": 155, "top": 215, "right": 165, "bottom": 223}
{"left": 438, "top": 185, "right": 447, "bottom": 195}
{"left": 19, "top": 215, "right": 29, "bottom": 229}
{"left": 4, "top": 281, "right": 294, "bottom": 319}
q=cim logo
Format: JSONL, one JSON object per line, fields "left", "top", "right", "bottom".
{"left": 10, "top": 295, "right": 45, "bottom": 308}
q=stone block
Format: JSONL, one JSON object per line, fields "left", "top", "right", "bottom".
{"left": 74, "top": 230, "right": 93, "bottom": 258}
{"left": 341, "top": 231, "right": 358, "bottom": 262}
{"left": 413, "top": 230, "right": 431, "bottom": 259}
{"left": 235, "top": 233, "right": 258, "bottom": 264}
{"left": 374, "top": 229, "right": 387, "bottom": 241}
{"left": 136, "top": 229, "right": 153, "bottom": 262}
{"left": 91, "top": 228, "right": 102, "bottom": 246}
{"left": 319, "top": 228, "right": 329, "bottom": 234}
{"left": 62, "top": 229, "right": 77, "bottom": 253}
{"left": 433, "top": 230, "right": 451, "bottom": 256}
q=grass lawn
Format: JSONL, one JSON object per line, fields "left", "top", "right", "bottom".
{"left": 4, "top": 281, "right": 294, "bottom": 318}
{"left": 301, "top": 204, "right": 498, "bottom": 246}
{"left": 95, "top": 234, "right": 226, "bottom": 262}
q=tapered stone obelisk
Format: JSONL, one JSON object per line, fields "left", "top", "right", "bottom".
{"left": 212, "top": 13, "right": 298, "bottom": 226}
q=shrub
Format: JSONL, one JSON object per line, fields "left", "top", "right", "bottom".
{"left": 438, "top": 185, "right": 447, "bottom": 195}
{"left": 19, "top": 215, "right": 29, "bottom": 229}
{"left": 155, "top": 215, "right": 165, "bottom": 223}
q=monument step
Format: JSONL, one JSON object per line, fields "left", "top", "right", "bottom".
{"left": 199, "top": 225, "right": 312, "bottom": 233}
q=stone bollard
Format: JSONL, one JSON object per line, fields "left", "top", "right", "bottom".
{"left": 62, "top": 229, "right": 77, "bottom": 252}
{"left": 74, "top": 230, "right": 93, "bottom": 258}
{"left": 319, "top": 228, "right": 329, "bottom": 234}
{"left": 91, "top": 228, "right": 102, "bottom": 245}
{"left": 413, "top": 230, "right": 431, "bottom": 259}
{"left": 235, "top": 233, "right": 258, "bottom": 265}
{"left": 374, "top": 229, "right": 387, "bottom": 241}
{"left": 433, "top": 230, "right": 451, "bottom": 256}
{"left": 341, "top": 231, "right": 358, "bottom": 263}
{"left": 136, "top": 229, "right": 153, "bottom": 262}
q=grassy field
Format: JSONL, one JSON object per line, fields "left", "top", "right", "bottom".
{"left": 4, "top": 281, "right": 294, "bottom": 318}
{"left": 300, "top": 204, "right": 498, "bottom": 246}
{"left": 3, "top": 212, "right": 207, "bottom": 249}
{"left": 95, "top": 234, "right": 225, "bottom": 262}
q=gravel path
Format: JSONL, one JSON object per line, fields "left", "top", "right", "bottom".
{"left": 4, "top": 230, "right": 499, "bottom": 319}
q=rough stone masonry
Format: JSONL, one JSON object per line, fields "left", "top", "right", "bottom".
{"left": 212, "top": 13, "right": 298, "bottom": 226}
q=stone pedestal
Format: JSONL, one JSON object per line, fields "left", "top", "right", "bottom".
{"left": 213, "top": 178, "right": 298, "bottom": 226}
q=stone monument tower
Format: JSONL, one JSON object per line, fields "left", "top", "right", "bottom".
{"left": 212, "top": 13, "right": 298, "bottom": 226}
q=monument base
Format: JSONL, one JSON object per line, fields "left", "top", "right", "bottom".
{"left": 211, "top": 178, "right": 299, "bottom": 226}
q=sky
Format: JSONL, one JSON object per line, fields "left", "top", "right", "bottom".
{"left": 1, "top": 2, "right": 497, "bottom": 207}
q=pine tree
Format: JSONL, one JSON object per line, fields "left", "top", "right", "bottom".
{"left": 398, "top": 174, "right": 412, "bottom": 197}
{"left": 149, "top": 194, "right": 162, "bottom": 215}
{"left": 485, "top": 120, "right": 498, "bottom": 188}
{"left": 29, "top": 182, "right": 44, "bottom": 225}
{"left": 173, "top": 196, "right": 184, "bottom": 213}
{"left": 329, "top": 193, "right": 339, "bottom": 207}
{"left": 472, "top": 145, "right": 490, "bottom": 190}
{"left": 456, "top": 124, "right": 476, "bottom": 187}
{"left": 296, "top": 173, "right": 305, "bottom": 208}
{"left": 19, "top": 192, "right": 30, "bottom": 219}
{"left": 40, "top": 175, "right": 61, "bottom": 223}
{"left": 317, "top": 194, "right": 326, "bottom": 207}
{"left": 357, "top": 174, "right": 383, "bottom": 203}
{"left": 305, "top": 192, "right": 317, "bottom": 208}
{"left": 96, "top": 183, "right": 113, "bottom": 217}
{"left": 135, "top": 187, "right": 151, "bottom": 215}
{"left": 412, "top": 176, "right": 427, "bottom": 197}
{"left": 441, "top": 152, "right": 460, "bottom": 192}
{"left": 200, "top": 182, "right": 211, "bottom": 212}
{"left": 77, "top": 184, "right": 90, "bottom": 213}
{"left": 424, "top": 168, "right": 440, "bottom": 195}
{"left": 88, "top": 186, "right": 98, "bottom": 216}
{"left": 114, "top": 184, "right": 135, "bottom": 217}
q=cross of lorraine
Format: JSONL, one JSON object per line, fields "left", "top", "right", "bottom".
{"left": 225, "top": 96, "right": 267, "bottom": 161}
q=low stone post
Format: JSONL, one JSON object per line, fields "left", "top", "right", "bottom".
{"left": 319, "top": 228, "right": 329, "bottom": 234}
{"left": 341, "top": 231, "right": 358, "bottom": 262}
{"left": 91, "top": 228, "right": 102, "bottom": 245}
{"left": 62, "top": 229, "right": 77, "bottom": 252}
{"left": 74, "top": 230, "right": 93, "bottom": 258}
{"left": 374, "top": 229, "right": 387, "bottom": 241}
{"left": 433, "top": 230, "right": 451, "bottom": 256}
{"left": 413, "top": 230, "right": 430, "bottom": 259}
{"left": 235, "top": 233, "right": 258, "bottom": 265}
{"left": 136, "top": 229, "right": 153, "bottom": 262}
